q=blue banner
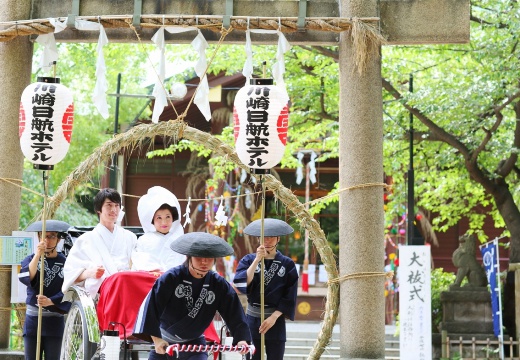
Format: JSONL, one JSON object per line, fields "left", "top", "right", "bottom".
{"left": 481, "top": 240, "right": 500, "bottom": 337}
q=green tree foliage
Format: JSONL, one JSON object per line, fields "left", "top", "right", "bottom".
{"left": 431, "top": 268, "right": 457, "bottom": 333}
{"left": 381, "top": 1, "right": 520, "bottom": 261}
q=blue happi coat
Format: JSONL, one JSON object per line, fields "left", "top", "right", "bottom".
{"left": 233, "top": 251, "right": 298, "bottom": 341}
{"left": 18, "top": 253, "right": 71, "bottom": 337}
{"left": 134, "top": 265, "right": 251, "bottom": 344}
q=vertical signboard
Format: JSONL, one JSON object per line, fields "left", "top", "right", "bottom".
{"left": 399, "top": 245, "right": 432, "bottom": 360}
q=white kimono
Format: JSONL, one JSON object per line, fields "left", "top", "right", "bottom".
{"left": 131, "top": 186, "right": 185, "bottom": 272}
{"left": 62, "top": 223, "right": 137, "bottom": 295}
{"left": 131, "top": 229, "right": 185, "bottom": 271}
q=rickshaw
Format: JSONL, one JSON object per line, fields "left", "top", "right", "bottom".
{"left": 60, "top": 275, "right": 226, "bottom": 360}
{"left": 58, "top": 227, "right": 225, "bottom": 360}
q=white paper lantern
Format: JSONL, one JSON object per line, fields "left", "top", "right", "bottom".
{"left": 233, "top": 79, "right": 289, "bottom": 173}
{"left": 19, "top": 77, "right": 74, "bottom": 170}
{"left": 170, "top": 82, "right": 188, "bottom": 100}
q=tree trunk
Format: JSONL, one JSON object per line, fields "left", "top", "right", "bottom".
{"left": 490, "top": 183, "right": 520, "bottom": 263}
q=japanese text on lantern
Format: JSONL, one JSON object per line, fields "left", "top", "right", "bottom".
{"left": 30, "top": 83, "right": 56, "bottom": 162}
{"left": 244, "top": 86, "right": 270, "bottom": 167}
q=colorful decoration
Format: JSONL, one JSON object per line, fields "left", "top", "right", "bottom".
{"left": 233, "top": 78, "right": 289, "bottom": 171}
{"left": 19, "top": 77, "right": 74, "bottom": 170}
{"left": 198, "top": 178, "right": 246, "bottom": 245}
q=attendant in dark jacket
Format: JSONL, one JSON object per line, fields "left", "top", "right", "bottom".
{"left": 19, "top": 220, "right": 72, "bottom": 360}
{"left": 134, "top": 232, "right": 252, "bottom": 360}
{"left": 233, "top": 219, "right": 299, "bottom": 360}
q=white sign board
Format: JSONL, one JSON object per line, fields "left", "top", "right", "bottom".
{"left": 0, "top": 235, "right": 34, "bottom": 265}
{"left": 10, "top": 231, "right": 38, "bottom": 303}
{"left": 399, "top": 245, "right": 432, "bottom": 360}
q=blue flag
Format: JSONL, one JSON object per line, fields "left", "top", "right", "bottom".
{"left": 481, "top": 240, "right": 501, "bottom": 337}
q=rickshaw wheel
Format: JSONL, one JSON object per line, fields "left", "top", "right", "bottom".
{"left": 61, "top": 300, "right": 97, "bottom": 359}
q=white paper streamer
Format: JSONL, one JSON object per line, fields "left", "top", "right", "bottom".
{"left": 51, "top": 18, "right": 67, "bottom": 33}
{"left": 214, "top": 196, "right": 228, "bottom": 226}
{"left": 241, "top": 27, "right": 290, "bottom": 89}
{"left": 74, "top": 19, "right": 100, "bottom": 31}
{"left": 318, "top": 264, "right": 328, "bottom": 282}
{"left": 117, "top": 205, "right": 125, "bottom": 225}
{"left": 153, "top": 27, "right": 211, "bottom": 121}
{"left": 273, "top": 31, "right": 291, "bottom": 88}
{"left": 150, "top": 26, "right": 200, "bottom": 121}
{"left": 295, "top": 151, "right": 304, "bottom": 185}
{"left": 242, "top": 30, "right": 254, "bottom": 83}
{"left": 307, "top": 264, "right": 316, "bottom": 285}
{"left": 191, "top": 30, "right": 211, "bottom": 120}
{"left": 35, "top": 19, "right": 67, "bottom": 71}
{"left": 240, "top": 168, "right": 247, "bottom": 184}
{"left": 75, "top": 20, "right": 110, "bottom": 119}
{"left": 183, "top": 197, "right": 192, "bottom": 228}
{"left": 309, "top": 151, "right": 317, "bottom": 184}
{"left": 151, "top": 27, "right": 167, "bottom": 123}
{"left": 93, "top": 26, "right": 109, "bottom": 119}
{"left": 245, "top": 189, "right": 252, "bottom": 209}
{"left": 36, "top": 34, "right": 58, "bottom": 70}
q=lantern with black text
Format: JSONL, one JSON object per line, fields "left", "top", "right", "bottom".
{"left": 19, "top": 77, "right": 74, "bottom": 170}
{"left": 233, "top": 78, "right": 289, "bottom": 172}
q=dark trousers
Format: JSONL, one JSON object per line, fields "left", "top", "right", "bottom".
{"left": 251, "top": 339, "right": 285, "bottom": 360}
{"left": 24, "top": 335, "right": 62, "bottom": 360}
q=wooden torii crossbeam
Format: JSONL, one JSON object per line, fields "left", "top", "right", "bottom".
{"left": 1, "top": 0, "right": 468, "bottom": 45}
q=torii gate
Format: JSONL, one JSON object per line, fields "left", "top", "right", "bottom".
{"left": 0, "top": 0, "right": 468, "bottom": 358}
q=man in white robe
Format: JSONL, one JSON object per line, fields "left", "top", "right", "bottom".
{"left": 62, "top": 188, "right": 137, "bottom": 296}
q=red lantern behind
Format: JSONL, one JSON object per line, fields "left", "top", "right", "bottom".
{"left": 233, "top": 78, "right": 289, "bottom": 172}
{"left": 19, "top": 77, "right": 74, "bottom": 170}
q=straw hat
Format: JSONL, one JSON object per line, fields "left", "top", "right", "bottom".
{"left": 243, "top": 218, "right": 294, "bottom": 237}
{"left": 170, "top": 232, "right": 233, "bottom": 257}
{"left": 26, "top": 220, "right": 71, "bottom": 233}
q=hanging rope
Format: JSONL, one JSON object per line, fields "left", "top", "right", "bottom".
{"left": 2, "top": 175, "right": 389, "bottom": 209}
{"left": 0, "top": 15, "right": 381, "bottom": 43}
{"left": 328, "top": 271, "right": 394, "bottom": 285}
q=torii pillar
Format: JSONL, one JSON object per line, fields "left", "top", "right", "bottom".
{"left": 338, "top": 0, "right": 468, "bottom": 358}
{"left": 0, "top": 0, "right": 32, "bottom": 348}
{"left": 339, "top": 0, "right": 384, "bottom": 358}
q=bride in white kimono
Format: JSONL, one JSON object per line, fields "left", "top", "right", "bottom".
{"left": 62, "top": 188, "right": 137, "bottom": 296}
{"left": 131, "top": 186, "right": 185, "bottom": 272}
